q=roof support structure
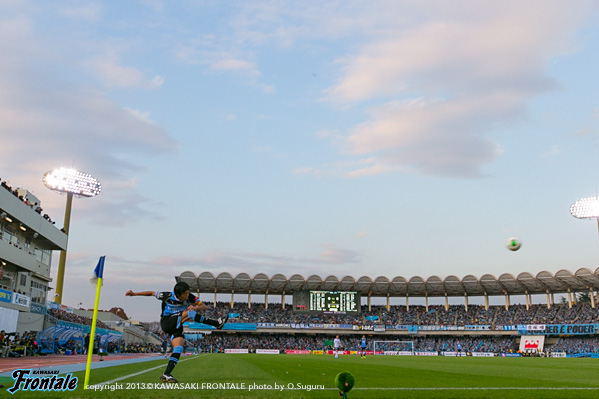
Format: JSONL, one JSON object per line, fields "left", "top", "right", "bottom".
{"left": 177, "top": 268, "right": 599, "bottom": 306}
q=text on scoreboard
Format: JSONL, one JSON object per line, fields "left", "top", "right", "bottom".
{"left": 293, "top": 290, "right": 360, "bottom": 313}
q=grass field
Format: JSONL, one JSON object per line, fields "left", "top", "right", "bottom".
{"left": 3, "top": 354, "right": 599, "bottom": 399}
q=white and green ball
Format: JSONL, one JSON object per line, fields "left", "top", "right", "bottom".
{"left": 506, "top": 238, "right": 521, "bottom": 251}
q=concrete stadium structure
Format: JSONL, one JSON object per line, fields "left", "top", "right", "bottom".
{"left": 176, "top": 268, "right": 599, "bottom": 311}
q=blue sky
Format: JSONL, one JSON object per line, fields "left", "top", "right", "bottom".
{"left": 2, "top": 1, "right": 599, "bottom": 321}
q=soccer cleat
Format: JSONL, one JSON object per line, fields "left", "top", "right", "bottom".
{"left": 160, "top": 374, "right": 178, "bottom": 383}
{"left": 216, "top": 314, "right": 229, "bottom": 329}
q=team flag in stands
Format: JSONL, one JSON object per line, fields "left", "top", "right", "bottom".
{"left": 85, "top": 256, "right": 106, "bottom": 389}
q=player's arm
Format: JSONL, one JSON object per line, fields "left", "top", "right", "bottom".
{"left": 125, "top": 290, "right": 155, "bottom": 297}
{"left": 187, "top": 294, "right": 208, "bottom": 311}
{"left": 193, "top": 302, "right": 208, "bottom": 311}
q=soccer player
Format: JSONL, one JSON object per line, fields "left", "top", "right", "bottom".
{"left": 126, "top": 282, "right": 228, "bottom": 383}
{"left": 334, "top": 335, "right": 342, "bottom": 359}
{"left": 456, "top": 340, "right": 462, "bottom": 358}
{"left": 359, "top": 335, "right": 367, "bottom": 358}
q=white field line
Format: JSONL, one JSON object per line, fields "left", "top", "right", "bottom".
{"left": 346, "top": 387, "right": 599, "bottom": 391}
{"left": 95, "top": 354, "right": 206, "bottom": 386}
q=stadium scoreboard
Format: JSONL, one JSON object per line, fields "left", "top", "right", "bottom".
{"left": 293, "top": 290, "right": 360, "bottom": 314}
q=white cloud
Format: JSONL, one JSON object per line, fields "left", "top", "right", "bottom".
{"left": 0, "top": 11, "right": 178, "bottom": 225}
{"left": 315, "top": 1, "right": 592, "bottom": 178}
{"left": 87, "top": 55, "right": 164, "bottom": 88}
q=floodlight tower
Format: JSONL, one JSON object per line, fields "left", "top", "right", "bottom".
{"left": 570, "top": 196, "right": 599, "bottom": 240}
{"left": 43, "top": 167, "right": 101, "bottom": 304}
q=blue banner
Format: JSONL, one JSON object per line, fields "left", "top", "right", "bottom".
{"left": 0, "top": 288, "right": 12, "bottom": 303}
{"left": 516, "top": 324, "right": 595, "bottom": 335}
{"left": 543, "top": 324, "right": 595, "bottom": 335}
{"left": 30, "top": 303, "right": 47, "bottom": 315}
{"left": 186, "top": 322, "right": 256, "bottom": 331}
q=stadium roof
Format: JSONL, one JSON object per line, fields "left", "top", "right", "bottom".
{"left": 175, "top": 268, "right": 599, "bottom": 297}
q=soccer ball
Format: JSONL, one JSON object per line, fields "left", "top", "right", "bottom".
{"left": 506, "top": 238, "right": 521, "bottom": 251}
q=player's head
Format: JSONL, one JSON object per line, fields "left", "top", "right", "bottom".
{"left": 174, "top": 282, "right": 190, "bottom": 301}
{"left": 362, "top": 335, "right": 365, "bottom": 338}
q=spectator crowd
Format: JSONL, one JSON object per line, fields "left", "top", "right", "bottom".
{"left": 192, "top": 301, "right": 599, "bottom": 327}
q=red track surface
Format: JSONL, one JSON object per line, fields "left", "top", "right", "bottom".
{"left": 0, "top": 353, "right": 161, "bottom": 374}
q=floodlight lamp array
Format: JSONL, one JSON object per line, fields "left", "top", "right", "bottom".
{"left": 570, "top": 196, "right": 599, "bottom": 219}
{"left": 42, "top": 168, "right": 101, "bottom": 198}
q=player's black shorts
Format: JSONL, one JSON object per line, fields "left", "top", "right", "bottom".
{"left": 161, "top": 314, "right": 184, "bottom": 339}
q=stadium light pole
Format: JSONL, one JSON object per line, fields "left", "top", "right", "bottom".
{"left": 570, "top": 196, "right": 599, "bottom": 242}
{"left": 43, "top": 167, "right": 101, "bottom": 304}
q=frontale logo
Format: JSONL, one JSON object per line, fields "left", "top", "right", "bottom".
{"left": 8, "top": 369, "right": 78, "bottom": 394}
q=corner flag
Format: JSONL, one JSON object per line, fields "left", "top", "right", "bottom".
{"left": 84, "top": 256, "right": 106, "bottom": 389}
{"left": 90, "top": 256, "right": 105, "bottom": 285}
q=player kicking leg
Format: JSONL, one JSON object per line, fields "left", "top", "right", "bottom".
{"left": 126, "top": 282, "right": 228, "bottom": 382}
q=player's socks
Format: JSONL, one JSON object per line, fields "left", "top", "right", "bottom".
{"left": 164, "top": 346, "right": 183, "bottom": 376}
{"left": 191, "top": 312, "right": 228, "bottom": 329}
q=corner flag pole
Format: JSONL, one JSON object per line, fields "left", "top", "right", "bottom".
{"left": 84, "top": 256, "right": 105, "bottom": 389}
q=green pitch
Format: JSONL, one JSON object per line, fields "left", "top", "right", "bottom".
{"left": 4, "top": 354, "right": 599, "bottom": 398}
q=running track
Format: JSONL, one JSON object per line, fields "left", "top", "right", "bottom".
{"left": 0, "top": 353, "right": 164, "bottom": 376}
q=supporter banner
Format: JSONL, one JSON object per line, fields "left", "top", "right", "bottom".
{"left": 311, "top": 324, "right": 324, "bottom": 328}
{"left": 366, "top": 316, "right": 379, "bottom": 321}
{"left": 551, "top": 352, "right": 566, "bottom": 358}
{"left": 519, "top": 335, "right": 545, "bottom": 352}
{"left": 324, "top": 324, "right": 339, "bottom": 329}
{"left": 391, "top": 325, "right": 410, "bottom": 330}
{"left": 256, "top": 349, "right": 279, "bottom": 354}
{"left": 30, "top": 303, "right": 46, "bottom": 315}
{"left": 229, "top": 313, "right": 240, "bottom": 318}
{"left": 465, "top": 325, "right": 491, "bottom": 331}
{"left": 257, "top": 323, "right": 277, "bottom": 328}
{"left": 374, "top": 326, "right": 386, "bottom": 332}
{"left": 340, "top": 324, "right": 353, "bottom": 329}
{"left": 544, "top": 324, "right": 595, "bottom": 335}
{"left": 500, "top": 353, "right": 521, "bottom": 357}
{"left": 419, "top": 325, "right": 460, "bottom": 331}
{"left": 517, "top": 324, "right": 546, "bottom": 331}
{"left": 225, "top": 349, "right": 249, "bottom": 354}
{"left": 47, "top": 301, "right": 60, "bottom": 310}
{"left": 276, "top": 323, "right": 291, "bottom": 328}
{"left": 290, "top": 323, "right": 310, "bottom": 329}
{"left": 311, "top": 350, "right": 324, "bottom": 355}
{"left": 353, "top": 325, "right": 375, "bottom": 331}
{"left": 414, "top": 351, "right": 438, "bottom": 356}
{"left": 384, "top": 351, "right": 413, "bottom": 356}
{"left": 500, "top": 325, "right": 517, "bottom": 331}
{"left": 471, "top": 352, "right": 495, "bottom": 357}
{"left": 0, "top": 288, "right": 12, "bottom": 303}
{"left": 11, "top": 292, "right": 30, "bottom": 308}
{"left": 286, "top": 350, "right": 310, "bottom": 355}
{"left": 515, "top": 324, "right": 595, "bottom": 335}
{"left": 187, "top": 322, "right": 257, "bottom": 331}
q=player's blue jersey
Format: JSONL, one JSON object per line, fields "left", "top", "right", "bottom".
{"left": 156, "top": 291, "right": 197, "bottom": 318}
{"left": 361, "top": 337, "right": 367, "bottom": 348}
{"left": 457, "top": 343, "right": 462, "bottom": 350}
